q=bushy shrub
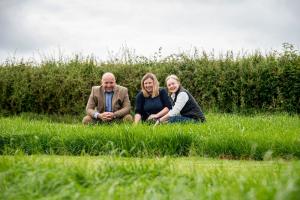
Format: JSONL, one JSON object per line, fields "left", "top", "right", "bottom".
{"left": 0, "top": 45, "right": 299, "bottom": 115}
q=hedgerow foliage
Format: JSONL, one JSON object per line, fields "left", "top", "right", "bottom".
{"left": 0, "top": 44, "right": 299, "bottom": 115}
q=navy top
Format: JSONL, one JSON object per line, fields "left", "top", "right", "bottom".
{"left": 135, "top": 88, "right": 172, "bottom": 121}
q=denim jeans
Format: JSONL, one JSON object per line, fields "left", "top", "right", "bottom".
{"left": 169, "top": 116, "right": 197, "bottom": 123}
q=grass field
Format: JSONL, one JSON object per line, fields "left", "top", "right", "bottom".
{"left": 1, "top": 155, "right": 299, "bottom": 200}
{"left": 0, "top": 113, "right": 299, "bottom": 159}
{"left": 0, "top": 113, "right": 299, "bottom": 199}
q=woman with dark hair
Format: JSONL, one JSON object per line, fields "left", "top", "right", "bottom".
{"left": 157, "top": 74, "right": 205, "bottom": 124}
{"left": 134, "top": 73, "right": 172, "bottom": 124}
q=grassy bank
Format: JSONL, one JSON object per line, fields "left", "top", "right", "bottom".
{"left": 0, "top": 155, "right": 299, "bottom": 200}
{"left": 0, "top": 113, "right": 299, "bottom": 159}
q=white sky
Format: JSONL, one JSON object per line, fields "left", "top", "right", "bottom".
{"left": 0, "top": 0, "right": 299, "bottom": 61}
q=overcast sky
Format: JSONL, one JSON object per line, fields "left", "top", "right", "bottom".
{"left": 0, "top": 0, "right": 299, "bottom": 61}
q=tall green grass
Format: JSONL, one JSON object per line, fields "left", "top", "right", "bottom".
{"left": 1, "top": 113, "right": 299, "bottom": 159}
{"left": 0, "top": 155, "right": 299, "bottom": 200}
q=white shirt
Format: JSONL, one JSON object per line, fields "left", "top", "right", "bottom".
{"left": 168, "top": 92, "right": 189, "bottom": 117}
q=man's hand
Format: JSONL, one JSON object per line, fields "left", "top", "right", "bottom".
{"left": 98, "top": 112, "right": 115, "bottom": 121}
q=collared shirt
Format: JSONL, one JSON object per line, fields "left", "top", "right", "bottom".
{"left": 168, "top": 92, "right": 189, "bottom": 117}
{"left": 93, "top": 91, "right": 114, "bottom": 119}
{"left": 105, "top": 91, "right": 114, "bottom": 112}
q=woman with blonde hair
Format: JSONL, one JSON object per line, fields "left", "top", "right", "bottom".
{"left": 134, "top": 73, "right": 172, "bottom": 124}
{"left": 156, "top": 74, "right": 205, "bottom": 124}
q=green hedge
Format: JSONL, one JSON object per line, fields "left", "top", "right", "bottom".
{"left": 1, "top": 45, "right": 299, "bottom": 115}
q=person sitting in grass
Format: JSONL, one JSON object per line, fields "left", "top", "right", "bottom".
{"left": 134, "top": 73, "right": 172, "bottom": 124}
{"left": 156, "top": 74, "right": 205, "bottom": 125}
{"left": 82, "top": 72, "right": 133, "bottom": 124}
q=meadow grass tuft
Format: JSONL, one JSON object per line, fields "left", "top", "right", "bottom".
{"left": 0, "top": 113, "right": 299, "bottom": 159}
{"left": 0, "top": 155, "right": 299, "bottom": 200}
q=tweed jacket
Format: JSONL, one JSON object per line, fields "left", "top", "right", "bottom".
{"left": 86, "top": 85, "right": 131, "bottom": 118}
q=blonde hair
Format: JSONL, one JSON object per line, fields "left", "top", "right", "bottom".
{"left": 141, "top": 73, "right": 160, "bottom": 98}
{"left": 165, "top": 75, "right": 181, "bottom": 94}
{"left": 165, "top": 74, "right": 181, "bottom": 85}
